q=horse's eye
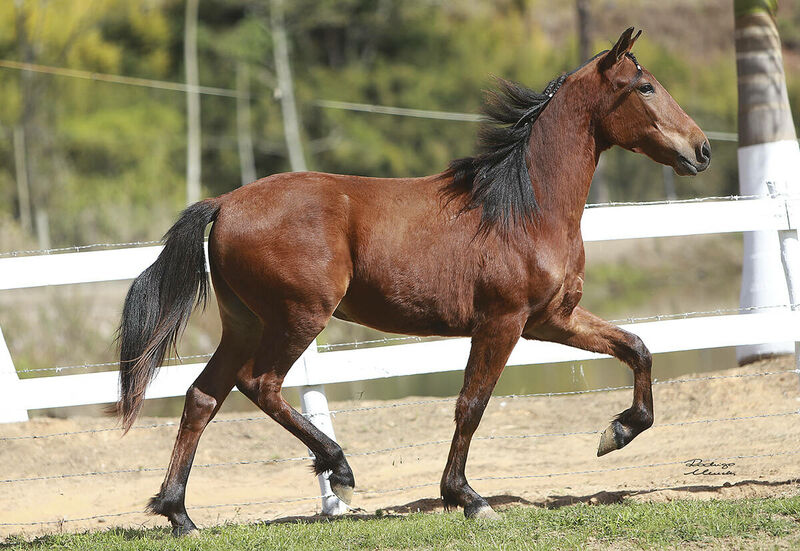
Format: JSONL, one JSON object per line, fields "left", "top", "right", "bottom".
{"left": 638, "top": 83, "right": 655, "bottom": 95}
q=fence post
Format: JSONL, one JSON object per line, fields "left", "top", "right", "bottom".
{"left": 767, "top": 181, "right": 800, "bottom": 384}
{"left": 298, "top": 344, "right": 348, "bottom": 515}
{"left": 0, "top": 326, "right": 29, "bottom": 423}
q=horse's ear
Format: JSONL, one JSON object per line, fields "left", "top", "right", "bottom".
{"left": 599, "top": 27, "right": 642, "bottom": 72}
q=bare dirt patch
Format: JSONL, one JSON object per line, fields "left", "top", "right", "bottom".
{"left": 2, "top": 359, "right": 799, "bottom": 540}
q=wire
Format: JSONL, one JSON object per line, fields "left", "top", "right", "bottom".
{"left": 2, "top": 449, "right": 797, "bottom": 527}
{"left": 12, "top": 302, "right": 797, "bottom": 376}
{"left": 16, "top": 353, "right": 213, "bottom": 375}
{"left": 4, "top": 409, "right": 797, "bottom": 485}
{"left": 4, "top": 368, "right": 796, "bottom": 442}
{"left": 314, "top": 100, "right": 745, "bottom": 143}
{"left": 313, "top": 99, "right": 482, "bottom": 122}
{"left": 3, "top": 192, "right": 793, "bottom": 259}
{"left": 1, "top": 59, "right": 748, "bottom": 143}
{"left": 0, "top": 240, "right": 161, "bottom": 258}
{"left": 0, "top": 60, "right": 242, "bottom": 98}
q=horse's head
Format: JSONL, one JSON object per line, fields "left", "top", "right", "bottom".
{"left": 593, "top": 28, "right": 711, "bottom": 176}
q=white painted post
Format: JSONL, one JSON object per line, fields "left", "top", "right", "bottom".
{"left": 0, "top": 326, "right": 29, "bottom": 423}
{"left": 767, "top": 181, "right": 800, "bottom": 383}
{"left": 737, "top": 141, "right": 800, "bottom": 364}
{"left": 298, "top": 344, "right": 348, "bottom": 515}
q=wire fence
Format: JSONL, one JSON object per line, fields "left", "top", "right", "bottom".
{"left": 8, "top": 302, "right": 795, "bottom": 376}
{"left": 2, "top": 354, "right": 799, "bottom": 529}
{"left": 0, "top": 193, "right": 783, "bottom": 259}
{"left": 0, "top": 58, "right": 745, "bottom": 142}
{"left": 2, "top": 445, "right": 798, "bottom": 527}
{"left": 3, "top": 367, "right": 797, "bottom": 443}
{"left": 3, "top": 407, "right": 798, "bottom": 486}
{"left": 3, "top": 192, "right": 800, "bottom": 532}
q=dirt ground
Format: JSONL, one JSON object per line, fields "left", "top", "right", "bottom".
{"left": 2, "top": 358, "right": 800, "bottom": 540}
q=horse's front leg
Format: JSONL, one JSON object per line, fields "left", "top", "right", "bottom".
{"left": 525, "top": 306, "right": 653, "bottom": 456}
{"left": 441, "top": 315, "right": 525, "bottom": 519}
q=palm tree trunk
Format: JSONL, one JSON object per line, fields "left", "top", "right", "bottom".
{"left": 735, "top": 0, "right": 800, "bottom": 364}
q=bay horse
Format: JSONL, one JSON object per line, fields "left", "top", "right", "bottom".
{"left": 115, "top": 28, "right": 710, "bottom": 535}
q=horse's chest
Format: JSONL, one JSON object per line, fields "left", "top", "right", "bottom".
{"left": 528, "top": 239, "right": 585, "bottom": 318}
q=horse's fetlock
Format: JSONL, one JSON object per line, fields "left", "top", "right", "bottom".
{"left": 311, "top": 446, "right": 350, "bottom": 480}
{"left": 147, "top": 489, "right": 183, "bottom": 517}
{"left": 638, "top": 407, "right": 654, "bottom": 430}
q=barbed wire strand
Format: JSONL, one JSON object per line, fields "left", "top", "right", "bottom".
{"left": 0, "top": 59, "right": 741, "bottom": 137}
{"left": 3, "top": 410, "right": 797, "bottom": 485}
{"left": 0, "top": 240, "right": 162, "bottom": 258}
{"left": 0, "top": 59, "right": 241, "bottom": 98}
{"left": 4, "top": 368, "right": 797, "bottom": 442}
{"left": 2, "top": 192, "right": 792, "bottom": 259}
{"left": 13, "top": 303, "right": 799, "bottom": 375}
{"left": 3, "top": 448, "right": 798, "bottom": 527}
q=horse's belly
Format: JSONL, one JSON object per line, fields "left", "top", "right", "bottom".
{"left": 332, "top": 280, "right": 472, "bottom": 337}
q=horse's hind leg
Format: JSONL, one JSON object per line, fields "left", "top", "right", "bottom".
{"left": 440, "top": 315, "right": 525, "bottom": 519}
{"left": 525, "top": 306, "right": 653, "bottom": 457}
{"left": 147, "top": 331, "right": 254, "bottom": 536}
{"left": 235, "top": 308, "right": 355, "bottom": 505}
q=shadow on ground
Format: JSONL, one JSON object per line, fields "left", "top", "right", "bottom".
{"left": 260, "top": 478, "right": 800, "bottom": 525}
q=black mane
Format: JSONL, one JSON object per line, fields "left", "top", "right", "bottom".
{"left": 442, "top": 77, "right": 564, "bottom": 233}
{"left": 443, "top": 52, "right": 608, "bottom": 234}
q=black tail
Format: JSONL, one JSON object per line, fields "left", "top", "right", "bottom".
{"left": 115, "top": 199, "right": 221, "bottom": 432}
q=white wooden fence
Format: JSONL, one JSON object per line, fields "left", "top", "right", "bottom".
{"left": 2, "top": 192, "right": 800, "bottom": 513}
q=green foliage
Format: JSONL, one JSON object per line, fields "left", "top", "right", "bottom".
{"left": 734, "top": 0, "right": 778, "bottom": 18}
{"left": 6, "top": 496, "right": 800, "bottom": 550}
{"left": 0, "top": 0, "right": 796, "bottom": 246}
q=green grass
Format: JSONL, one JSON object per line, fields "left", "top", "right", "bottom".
{"left": 5, "top": 497, "right": 800, "bottom": 550}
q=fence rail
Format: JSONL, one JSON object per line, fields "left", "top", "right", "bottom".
{"left": 0, "top": 194, "right": 796, "bottom": 290}
{"left": 6, "top": 310, "right": 800, "bottom": 413}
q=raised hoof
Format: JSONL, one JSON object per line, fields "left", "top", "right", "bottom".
{"left": 331, "top": 482, "right": 354, "bottom": 505}
{"left": 597, "top": 420, "right": 632, "bottom": 457}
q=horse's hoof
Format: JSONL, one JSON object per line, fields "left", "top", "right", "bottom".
{"left": 597, "top": 420, "right": 631, "bottom": 457}
{"left": 331, "top": 482, "right": 354, "bottom": 505}
{"left": 468, "top": 504, "right": 500, "bottom": 520}
{"left": 171, "top": 525, "right": 199, "bottom": 538}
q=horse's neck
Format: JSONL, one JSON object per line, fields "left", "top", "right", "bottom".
{"left": 527, "top": 85, "right": 599, "bottom": 231}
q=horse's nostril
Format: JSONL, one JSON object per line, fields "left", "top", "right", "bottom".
{"left": 699, "top": 141, "right": 711, "bottom": 163}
